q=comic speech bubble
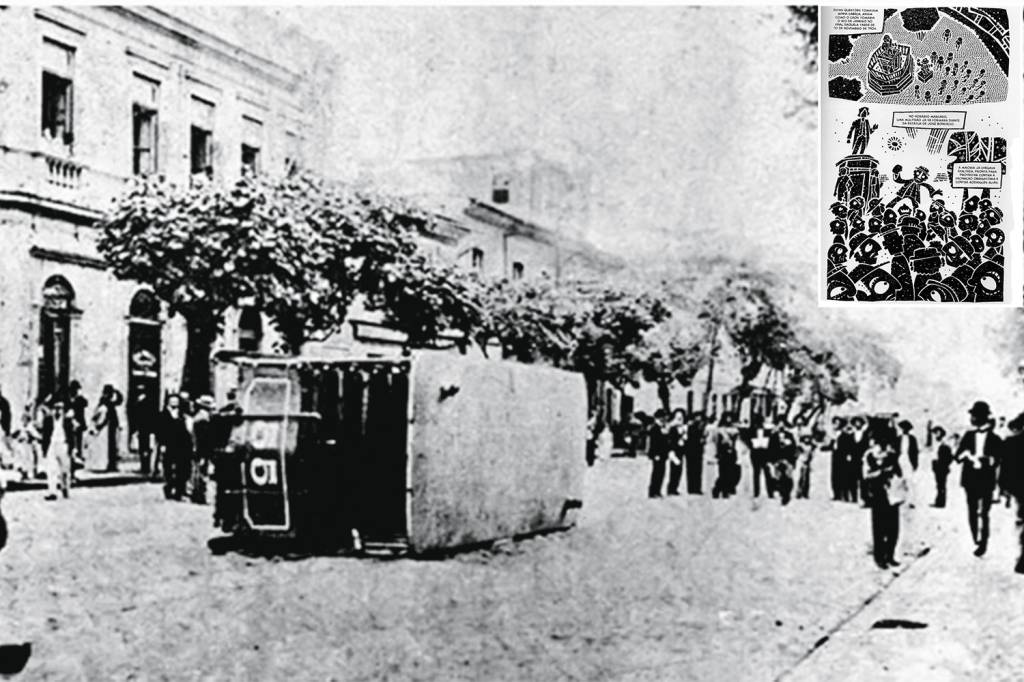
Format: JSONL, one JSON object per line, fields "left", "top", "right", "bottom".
{"left": 891, "top": 111, "right": 967, "bottom": 130}
{"left": 951, "top": 162, "right": 1003, "bottom": 189}
{"left": 829, "top": 8, "right": 884, "bottom": 35}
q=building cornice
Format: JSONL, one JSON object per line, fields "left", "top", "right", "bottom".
{"left": 29, "top": 246, "right": 107, "bottom": 270}
{"left": 0, "top": 191, "right": 101, "bottom": 226}
{"left": 97, "top": 7, "right": 303, "bottom": 90}
{"left": 465, "top": 199, "right": 557, "bottom": 246}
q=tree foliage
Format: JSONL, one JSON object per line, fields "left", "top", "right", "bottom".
{"left": 702, "top": 272, "right": 797, "bottom": 389}
{"left": 97, "top": 171, "right": 433, "bottom": 392}
{"left": 787, "top": 6, "right": 818, "bottom": 72}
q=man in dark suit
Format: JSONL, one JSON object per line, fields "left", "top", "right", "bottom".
{"left": 0, "top": 385, "right": 10, "bottom": 438}
{"left": 931, "top": 426, "right": 953, "bottom": 508}
{"left": 647, "top": 409, "right": 672, "bottom": 498}
{"left": 742, "top": 413, "right": 774, "bottom": 499}
{"left": 830, "top": 417, "right": 848, "bottom": 501}
{"left": 845, "top": 416, "right": 870, "bottom": 504}
{"left": 955, "top": 401, "right": 1003, "bottom": 557}
{"left": 896, "top": 420, "right": 919, "bottom": 472}
{"left": 998, "top": 413, "right": 1024, "bottom": 574}
{"left": 684, "top": 413, "right": 706, "bottom": 495}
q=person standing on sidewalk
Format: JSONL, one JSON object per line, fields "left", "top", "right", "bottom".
{"left": 998, "top": 413, "right": 1024, "bottom": 574}
{"left": 930, "top": 426, "right": 953, "bottom": 508}
{"left": 44, "top": 399, "right": 72, "bottom": 500}
{"left": 665, "top": 409, "right": 687, "bottom": 495}
{"left": 189, "top": 395, "right": 216, "bottom": 504}
{"left": 794, "top": 432, "right": 814, "bottom": 499}
{"left": 711, "top": 413, "right": 740, "bottom": 498}
{"left": 684, "top": 412, "right": 707, "bottom": 495}
{"left": 157, "top": 394, "right": 193, "bottom": 501}
{"left": 89, "top": 385, "right": 124, "bottom": 473}
{"left": 830, "top": 416, "right": 849, "bottom": 501}
{"left": 955, "top": 400, "right": 1003, "bottom": 557}
{"left": 863, "top": 433, "right": 906, "bottom": 569}
{"left": 769, "top": 426, "right": 799, "bottom": 506}
{"left": 743, "top": 414, "right": 774, "bottom": 499}
{"left": 847, "top": 416, "right": 869, "bottom": 504}
{"left": 66, "top": 381, "right": 88, "bottom": 472}
{"left": 0, "top": 386, "right": 11, "bottom": 447}
{"left": 646, "top": 409, "right": 672, "bottom": 498}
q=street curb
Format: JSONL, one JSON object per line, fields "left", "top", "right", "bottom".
{"left": 773, "top": 543, "right": 933, "bottom": 682}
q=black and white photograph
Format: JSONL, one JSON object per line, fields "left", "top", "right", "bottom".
{"left": 1, "top": 4, "right": 1024, "bottom": 680}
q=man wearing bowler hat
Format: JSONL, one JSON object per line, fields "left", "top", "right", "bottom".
{"left": 999, "top": 413, "right": 1024, "bottom": 574}
{"left": 955, "top": 400, "right": 1003, "bottom": 557}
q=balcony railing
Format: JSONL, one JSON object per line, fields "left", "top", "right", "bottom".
{"left": 0, "top": 144, "right": 130, "bottom": 220}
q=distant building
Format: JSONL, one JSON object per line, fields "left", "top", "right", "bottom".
{"left": 0, "top": 6, "right": 322, "bottom": 451}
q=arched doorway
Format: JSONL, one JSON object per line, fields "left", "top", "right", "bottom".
{"left": 38, "top": 275, "right": 76, "bottom": 402}
{"left": 127, "top": 289, "right": 162, "bottom": 471}
{"left": 238, "top": 306, "right": 263, "bottom": 353}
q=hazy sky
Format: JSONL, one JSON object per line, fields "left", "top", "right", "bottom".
{"left": 178, "top": 5, "right": 1021, "bottom": 420}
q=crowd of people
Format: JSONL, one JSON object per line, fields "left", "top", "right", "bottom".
{"left": 630, "top": 399, "right": 1024, "bottom": 575}
{"left": 0, "top": 381, "right": 240, "bottom": 505}
{"left": 0, "top": 381, "right": 123, "bottom": 500}
{"left": 634, "top": 409, "right": 816, "bottom": 506}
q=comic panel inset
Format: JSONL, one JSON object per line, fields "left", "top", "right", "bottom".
{"left": 821, "top": 7, "right": 1015, "bottom": 305}
{"left": 828, "top": 8, "right": 1009, "bottom": 105}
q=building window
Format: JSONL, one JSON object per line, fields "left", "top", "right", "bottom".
{"left": 471, "top": 248, "right": 485, "bottom": 272}
{"left": 190, "top": 96, "right": 215, "bottom": 178}
{"left": 41, "top": 40, "right": 75, "bottom": 146}
{"left": 241, "top": 116, "right": 262, "bottom": 176}
{"left": 241, "top": 145, "right": 260, "bottom": 175}
{"left": 132, "top": 74, "right": 159, "bottom": 176}
{"left": 512, "top": 262, "right": 524, "bottom": 280}
{"left": 284, "top": 131, "right": 301, "bottom": 175}
{"left": 133, "top": 106, "right": 158, "bottom": 176}
{"left": 38, "top": 275, "right": 75, "bottom": 402}
{"left": 238, "top": 307, "right": 263, "bottom": 353}
{"left": 492, "top": 173, "right": 511, "bottom": 204}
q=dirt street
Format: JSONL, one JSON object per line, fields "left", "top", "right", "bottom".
{"left": 0, "top": 455, "right": 988, "bottom": 680}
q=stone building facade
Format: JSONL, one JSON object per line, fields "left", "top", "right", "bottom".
{"left": 0, "top": 7, "right": 619, "bottom": 463}
{"left": 0, "top": 6, "right": 319, "bottom": 452}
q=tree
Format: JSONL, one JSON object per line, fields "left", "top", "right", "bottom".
{"left": 700, "top": 272, "right": 797, "bottom": 405}
{"left": 568, "top": 285, "right": 672, "bottom": 397}
{"left": 900, "top": 8, "right": 939, "bottom": 40}
{"left": 366, "top": 253, "right": 484, "bottom": 351}
{"left": 633, "top": 315, "right": 708, "bottom": 411}
{"left": 97, "top": 172, "right": 432, "bottom": 394}
{"left": 474, "top": 277, "right": 670, "bottom": 410}
{"left": 474, "top": 276, "right": 577, "bottom": 364}
{"left": 787, "top": 6, "right": 818, "bottom": 72}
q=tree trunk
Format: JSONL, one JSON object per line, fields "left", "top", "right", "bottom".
{"left": 657, "top": 381, "right": 671, "bottom": 412}
{"left": 702, "top": 324, "right": 719, "bottom": 414}
{"left": 181, "top": 315, "right": 218, "bottom": 398}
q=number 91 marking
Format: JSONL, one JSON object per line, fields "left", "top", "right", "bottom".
{"left": 248, "top": 458, "right": 280, "bottom": 486}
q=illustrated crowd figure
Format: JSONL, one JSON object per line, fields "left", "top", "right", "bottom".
{"left": 827, "top": 186, "right": 1005, "bottom": 302}
{"left": 0, "top": 381, "right": 239, "bottom": 505}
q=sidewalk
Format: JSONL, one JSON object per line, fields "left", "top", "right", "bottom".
{"left": 2, "top": 468, "right": 152, "bottom": 493}
{"left": 783, "top": 496, "right": 1024, "bottom": 681}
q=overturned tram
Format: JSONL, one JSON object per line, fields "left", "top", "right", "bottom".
{"left": 211, "top": 351, "right": 587, "bottom": 555}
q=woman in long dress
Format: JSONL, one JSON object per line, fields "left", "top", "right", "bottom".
{"left": 45, "top": 400, "right": 71, "bottom": 500}
{"left": 86, "top": 385, "right": 123, "bottom": 472}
